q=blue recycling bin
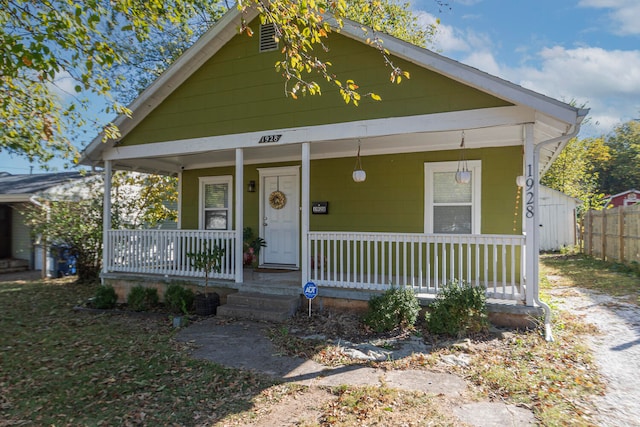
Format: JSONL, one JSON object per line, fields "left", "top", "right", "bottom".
{"left": 53, "top": 246, "right": 77, "bottom": 277}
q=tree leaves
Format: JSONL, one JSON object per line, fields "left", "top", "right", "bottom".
{"left": 542, "top": 136, "right": 609, "bottom": 212}
{"left": 25, "top": 171, "right": 177, "bottom": 281}
{"left": 1, "top": 0, "right": 222, "bottom": 166}
{"left": 596, "top": 120, "right": 640, "bottom": 195}
{"left": 242, "top": 0, "right": 429, "bottom": 105}
{"left": 2, "top": 0, "right": 439, "bottom": 166}
{"left": 543, "top": 120, "right": 640, "bottom": 211}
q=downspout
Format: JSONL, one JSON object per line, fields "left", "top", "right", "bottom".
{"left": 532, "top": 123, "right": 582, "bottom": 342}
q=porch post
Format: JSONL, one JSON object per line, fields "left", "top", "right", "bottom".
{"left": 235, "top": 148, "right": 244, "bottom": 284}
{"left": 301, "top": 143, "right": 310, "bottom": 285}
{"left": 177, "top": 171, "right": 182, "bottom": 229}
{"left": 523, "top": 124, "right": 536, "bottom": 306}
{"left": 102, "top": 160, "right": 112, "bottom": 281}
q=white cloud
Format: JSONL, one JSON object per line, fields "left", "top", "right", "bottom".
{"left": 578, "top": 0, "right": 640, "bottom": 35}
{"left": 427, "top": 14, "right": 497, "bottom": 57}
{"left": 427, "top": 17, "right": 504, "bottom": 77}
{"left": 414, "top": 4, "right": 640, "bottom": 136}
{"left": 507, "top": 47, "right": 640, "bottom": 134}
{"left": 415, "top": 11, "right": 466, "bottom": 51}
{"left": 428, "top": 21, "right": 639, "bottom": 135}
{"left": 47, "top": 70, "right": 78, "bottom": 101}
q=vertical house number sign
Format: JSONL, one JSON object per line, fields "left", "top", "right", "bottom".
{"left": 525, "top": 164, "right": 535, "bottom": 218}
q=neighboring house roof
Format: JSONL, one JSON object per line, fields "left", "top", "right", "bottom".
{"left": 80, "top": 7, "right": 587, "bottom": 173}
{"left": 604, "top": 189, "right": 640, "bottom": 207}
{"left": 0, "top": 172, "right": 86, "bottom": 203}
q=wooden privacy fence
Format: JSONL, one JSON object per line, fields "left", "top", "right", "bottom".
{"left": 582, "top": 204, "right": 640, "bottom": 264}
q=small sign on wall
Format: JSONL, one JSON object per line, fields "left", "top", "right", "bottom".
{"left": 258, "top": 134, "right": 282, "bottom": 143}
{"left": 312, "top": 202, "right": 328, "bottom": 214}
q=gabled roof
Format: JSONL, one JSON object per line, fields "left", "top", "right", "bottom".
{"left": 607, "top": 189, "right": 640, "bottom": 199}
{"left": 604, "top": 189, "right": 640, "bottom": 207}
{"left": 80, "top": 7, "right": 587, "bottom": 171}
{"left": 0, "top": 172, "right": 86, "bottom": 202}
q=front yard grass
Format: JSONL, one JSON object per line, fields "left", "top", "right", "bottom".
{"left": 0, "top": 278, "right": 276, "bottom": 426}
{"left": 2, "top": 254, "right": 632, "bottom": 426}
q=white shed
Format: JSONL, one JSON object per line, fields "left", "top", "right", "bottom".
{"left": 538, "top": 186, "right": 582, "bottom": 251}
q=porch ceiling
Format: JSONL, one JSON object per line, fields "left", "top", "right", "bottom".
{"left": 107, "top": 123, "right": 527, "bottom": 175}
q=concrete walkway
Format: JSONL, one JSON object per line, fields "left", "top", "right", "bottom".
{"left": 549, "top": 286, "right": 640, "bottom": 426}
{"left": 176, "top": 318, "right": 535, "bottom": 426}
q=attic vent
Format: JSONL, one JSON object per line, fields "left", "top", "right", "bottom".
{"left": 259, "top": 23, "right": 278, "bottom": 52}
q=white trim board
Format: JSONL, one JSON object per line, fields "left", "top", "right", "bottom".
{"left": 102, "top": 106, "right": 533, "bottom": 162}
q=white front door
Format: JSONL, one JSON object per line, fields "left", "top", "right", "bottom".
{"left": 259, "top": 166, "right": 300, "bottom": 267}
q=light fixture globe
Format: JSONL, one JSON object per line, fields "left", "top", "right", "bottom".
{"left": 352, "top": 169, "right": 367, "bottom": 183}
{"left": 455, "top": 170, "right": 471, "bottom": 184}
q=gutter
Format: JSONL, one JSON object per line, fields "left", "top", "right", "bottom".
{"left": 533, "top": 121, "right": 583, "bottom": 342}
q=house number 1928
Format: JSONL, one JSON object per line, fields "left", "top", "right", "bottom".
{"left": 258, "top": 134, "right": 282, "bottom": 144}
{"left": 525, "top": 164, "right": 535, "bottom": 218}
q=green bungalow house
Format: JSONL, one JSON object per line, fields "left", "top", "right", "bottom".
{"left": 80, "top": 8, "right": 587, "bottom": 336}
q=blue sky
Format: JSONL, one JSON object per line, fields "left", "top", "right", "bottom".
{"left": 2, "top": 0, "right": 638, "bottom": 174}
{"left": 414, "top": 0, "right": 639, "bottom": 136}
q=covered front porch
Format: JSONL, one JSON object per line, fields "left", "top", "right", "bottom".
{"left": 97, "top": 118, "right": 561, "bottom": 312}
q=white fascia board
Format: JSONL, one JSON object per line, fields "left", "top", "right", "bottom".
{"left": 337, "top": 18, "right": 582, "bottom": 126}
{"left": 80, "top": 7, "right": 255, "bottom": 166}
{"left": 102, "top": 106, "right": 534, "bottom": 161}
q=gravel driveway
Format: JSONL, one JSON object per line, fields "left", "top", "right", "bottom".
{"left": 548, "top": 285, "right": 640, "bottom": 426}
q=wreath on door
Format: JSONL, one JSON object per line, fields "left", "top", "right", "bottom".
{"left": 269, "top": 190, "right": 286, "bottom": 209}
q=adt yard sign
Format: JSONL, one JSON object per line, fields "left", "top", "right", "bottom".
{"left": 303, "top": 282, "right": 318, "bottom": 299}
{"left": 303, "top": 282, "right": 318, "bottom": 317}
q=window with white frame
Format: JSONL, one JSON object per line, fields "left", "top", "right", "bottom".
{"left": 199, "top": 176, "right": 233, "bottom": 230}
{"left": 424, "top": 161, "right": 481, "bottom": 234}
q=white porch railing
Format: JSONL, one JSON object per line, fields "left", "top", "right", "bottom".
{"left": 106, "top": 229, "right": 236, "bottom": 280}
{"left": 105, "top": 229, "right": 525, "bottom": 301}
{"left": 308, "top": 232, "right": 525, "bottom": 300}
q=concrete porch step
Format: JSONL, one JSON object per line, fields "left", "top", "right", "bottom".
{"left": 217, "top": 292, "right": 300, "bottom": 322}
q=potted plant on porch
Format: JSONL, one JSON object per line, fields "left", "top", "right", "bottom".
{"left": 186, "top": 241, "right": 224, "bottom": 316}
{"left": 243, "top": 227, "right": 267, "bottom": 268}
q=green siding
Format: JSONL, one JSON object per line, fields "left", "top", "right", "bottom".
{"left": 181, "top": 162, "right": 299, "bottom": 232}
{"left": 121, "top": 20, "right": 511, "bottom": 146}
{"left": 180, "top": 146, "right": 523, "bottom": 235}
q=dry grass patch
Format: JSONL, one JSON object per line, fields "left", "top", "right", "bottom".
{"left": 320, "top": 384, "right": 459, "bottom": 426}
{"left": 269, "top": 300, "right": 605, "bottom": 425}
{"left": 540, "top": 254, "right": 639, "bottom": 305}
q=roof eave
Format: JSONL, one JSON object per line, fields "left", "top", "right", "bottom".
{"left": 336, "top": 17, "right": 584, "bottom": 131}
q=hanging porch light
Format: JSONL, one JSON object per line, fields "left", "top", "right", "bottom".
{"left": 352, "top": 140, "right": 366, "bottom": 183}
{"left": 455, "top": 131, "right": 471, "bottom": 184}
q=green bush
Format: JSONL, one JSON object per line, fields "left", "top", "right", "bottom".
{"left": 93, "top": 285, "right": 117, "bottom": 309}
{"left": 425, "top": 280, "right": 488, "bottom": 337}
{"left": 127, "top": 286, "right": 159, "bottom": 312}
{"left": 363, "top": 287, "right": 420, "bottom": 332}
{"left": 164, "top": 283, "right": 194, "bottom": 314}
